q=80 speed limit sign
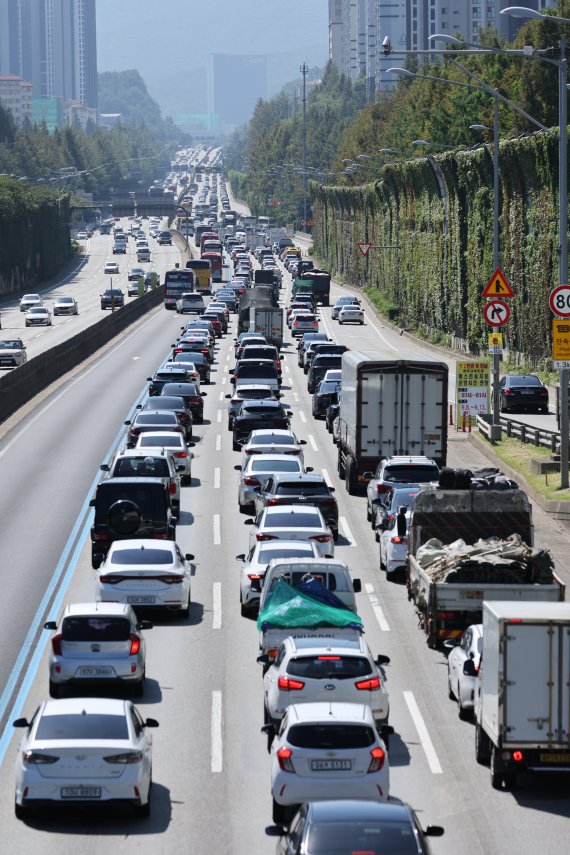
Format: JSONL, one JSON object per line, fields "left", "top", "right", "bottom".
{"left": 549, "top": 285, "right": 570, "bottom": 318}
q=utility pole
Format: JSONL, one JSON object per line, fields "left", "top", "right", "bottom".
{"left": 300, "top": 63, "right": 308, "bottom": 230}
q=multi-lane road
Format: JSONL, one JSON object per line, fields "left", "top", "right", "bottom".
{"left": 0, "top": 197, "right": 569, "bottom": 853}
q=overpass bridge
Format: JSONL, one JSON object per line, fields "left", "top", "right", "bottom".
{"left": 70, "top": 194, "right": 176, "bottom": 219}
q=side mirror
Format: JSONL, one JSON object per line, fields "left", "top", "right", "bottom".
{"left": 124, "top": 420, "right": 131, "bottom": 426}
{"left": 376, "top": 654, "right": 390, "bottom": 666}
{"left": 299, "top": 440, "right": 307, "bottom": 446}
{"left": 261, "top": 723, "right": 275, "bottom": 736}
{"left": 188, "top": 442, "right": 196, "bottom": 448}
{"left": 257, "top": 654, "right": 270, "bottom": 666}
{"left": 100, "top": 463, "right": 110, "bottom": 472}
{"left": 305, "top": 466, "right": 313, "bottom": 473}
{"left": 143, "top": 718, "right": 160, "bottom": 728}
{"left": 329, "top": 486, "right": 335, "bottom": 492}
{"left": 92, "top": 553, "right": 105, "bottom": 570}
{"left": 234, "top": 465, "right": 242, "bottom": 471}
{"left": 13, "top": 718, "right": 30, "bottom": 728}
{"left": 352, "top": 578, "right": 362, "bottom": 593}
{"left": 137, "top": 620, "right": 153, "bottom": 630}
{"left": 201, "top": 392, "right": 207, "bottom": 397}
{"left": 136, "top": 404, "right": 142, "bottom": 410}
{"left": 362, "top": 471, "right": 373, "bottom": 480}
{"left": 185, "top": 553, "right": 194, "bottom": 561}
{"left": 44, "top": 621, "right": 57, "bottom": 631}
{"left": 463, "top": 659, "right": 477, "bottom": 677}
{"left": 286, "top": 411, "right": 293, "bottom": 416}
{"left": 236, "top": 553, "right": 245, "bottom": 561}
{"left": 425, "top": 827, "right": 445, "bottom": 838}
{"left": 244, "top": 519, "right": 254, "bottom": 526}
{"left": 147, "top": 377, "right": 152, "bottom": 382}
{"left": 442, "top": 639, "right": 459, "bottom": 652}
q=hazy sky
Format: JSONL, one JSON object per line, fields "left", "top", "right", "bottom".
{"left": 96, "top": 0, "right": 329, "bottom": 119}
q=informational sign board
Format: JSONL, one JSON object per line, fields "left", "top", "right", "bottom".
{"left": 552, "top": 319, "right": 570, "bottom": 366}
{"left": 488, "top": 331, "right": 503, "bottom": 355}
{"left": 456, "top": 361, "right": 491, "bottom": 425}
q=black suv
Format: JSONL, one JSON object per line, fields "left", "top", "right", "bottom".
{"left": 90, "top": 477, "right": 177, "bottom": 568}
{"left": 100, "top": 288, "right": 125, "bottom": 310}
{"left": 232, "top": 400, "right": 291, "bottom": 451}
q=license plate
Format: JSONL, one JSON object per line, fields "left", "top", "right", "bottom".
{"left": 127, "top": 596, "right": 156, "bottom": 604}
{"left": 539, "top": 753, "right": 570, "bottom": 762}
{"left": 311, "top": 759, "right": 352, "bottom": 771}
{"left": 61, "top": 787, "right": 101, "bottom": 799}
{"left": 78, "top": 667, "right": 113, "bottom": 677}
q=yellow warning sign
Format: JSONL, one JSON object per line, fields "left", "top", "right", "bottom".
{"left": 482, "top": 267, "right": 514, "bottom": 298}
{"left": 552, "top": 319, "right": 570, "bottom": 361}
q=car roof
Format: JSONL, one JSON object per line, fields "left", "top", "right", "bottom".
{"left": 249, "top": 429, "right": 295, "bottom": 438}
{"left": 108, "top": 539, "right": 177, "bottom": 555}
{"left": 62, "top": 602, "right": 134, "bottom": 618}
{"left": 287, "top": 702, "right": 373, "bottom": 724}
{"left": 264, "top": 505, "right": 322, "bottom": 518}
{"left": 269, "top": 473, "right": 327, "bottom": 484}
{"left": 307, "top": 799, "right": 414, "bottom": 823}
{"left": 287, "top": 636, "right": 365, "bottom": 655}
{"left": 42, "top": 697, "right": 127, "bottom": 717}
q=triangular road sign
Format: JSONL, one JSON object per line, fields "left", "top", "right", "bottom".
{"left": 357, "top": 242, "right": 372, "bottom": 257}
{"left": 482, "top": 267, "right": 514, "bottom": 298}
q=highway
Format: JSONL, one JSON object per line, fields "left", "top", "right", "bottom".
{"left": 0, "top": 209, "right": 569, "bottom": 853}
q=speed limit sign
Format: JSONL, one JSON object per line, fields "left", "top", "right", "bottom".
{"left": 549, "top": 285, "right": 570, "bottom": 317}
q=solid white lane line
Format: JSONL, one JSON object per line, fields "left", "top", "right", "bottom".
{"left": 215, "top": 434, "right": 222, "bottom": 451}
{"left": 211, "top": 690, "right": 223, "bottom": 773}
{"left": 308, "top": 434, "right": 318, "bottom": 451}
{"left": 213, "top": 514, "right": 221, "bottom": 544}
{"left": 403, "top": 691, "right": 443, "bottom": 775}
{"left": 214, "top": 467, "right": 220, "bottom": 489}
{"left": 212, "top": 582, "right": 222, "bottom": 629}
{"left": 216, "top": 409, "right": 222, "bottom": 423}
{"left": 321, "top": 468, "right": 333, "bottom": 488}
{"left": 364, "top": 583, "right": 390, "bottom": 631}
{"left": 299, "top": 411, "right": 307, "bottom": 423}
{"left": 339, "top": 515, "right": 356, "bottom": 547}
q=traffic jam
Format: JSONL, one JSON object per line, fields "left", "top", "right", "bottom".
{"left": 9, "top": 150, "right": 570, "bottom": 854}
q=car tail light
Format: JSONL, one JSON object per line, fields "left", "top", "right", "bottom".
{"left": 247, "top": 573, "right": 262, "bottom": 581}
{"left": 437, "top": 611, "right": 456, "bottom": 621}
{"left": 244, "top": 476, "right": 262, "bottom": 487}
{"left": 154, "top": 533, "right": 168, "bottom": 540}
{"left": 320, "top": 498, "right": 337, "bottom": 506}
{"left": 368, "top": 747, "right": 386, "bottom": 773}
{"left": 310, "top": 534, "right": 332, "bottom": 543}
{"left": 131, "top": 427, "right": 140, "bottom": 435}
{"left": 376, "top": 484, "right": 391, "bottom": 494}
{"left": 512, "top": 750, "right": 524, "bottom": 762}
{"left": 92, "top": 532, "right": 110, "bottom": 541}
{"left": 169, "top": 482, "right": 177, "bottom": 494}
{"left": 23, "top": 751, "right": 59, "bottom": 765}
{"left": 277, "top": 747, "right": 295, "bottom": 773}
{"left": 355, "top": 676, "right": 381, "bottom": 691}
{"left": 266, "top": 498, "right": 282, "bottom": 505}
{"left": 103, "top": 752, "right": 144, "bottom": 764}
{"left": 99, "top": 574, "right": 123, "bottom": 584}
{"left": 504, "top": 389, "right": 514, "bottom": 395}
{"left": 278, "top": 676, "right": 305, "bottom": 691}
{"left": 190, "top": 397, "right": 201, "bottom": 405}
{"left": 129, "top": 634, "right": 141, "bottom": 655}
{"left": 158, "top": 574, "right": 184, "bottom": 584}
{"left": 51, "top": 633, "right": 63, "bottom": 656}
{"left": 201, "top": 349, "right": 209, "bottom": 355}
{"left": 284, "top": 449, "right": 300, "bottom": 455}
{"left": 175, "top": 451, "right": 187, "bottom": 458}
{"left": 256, "top": 533, "right": 279, "bottom": 541}
{"left": 390, "top": 536, "right": 406, "bottom": 544}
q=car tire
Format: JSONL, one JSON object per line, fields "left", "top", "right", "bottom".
{"left": 366, "top": 503, "right": 372, "bottom": 522}
{"left": 135, "top": 791, "right": 151, "bottom": 818}
{"left": 133, "top": 671, "right": 145, "bottom": 698}
{"left": 448, "top": 676, "right": 455, "bottom": 701}
{"left": 337, "top": 448, "right": 345, "bottom": 480}
{"left": 458, "top": 696, "right": 472, "bottom": 721}
{"left": 49, "top": 680, "right": 62, "bottom": 699}
{"left": 475, "top": 723, "right": 491, "bottom": 765}
{"left": 490, "top": 745, "right": 510, "bottom": 790}
{"left": 232, "top": 438, "right": 240, "bottom": 452}
{"left": 272, "top": 798, "right": 287, "bottom": 826}
{"left": 346, "top": 456, "right": 358, "bottom": 495}
{"left": 15, "top": 801, "right": 28, "bottom": 821}
{"left": 180, "top": 596, "right": 191, "bottom": 619}
{"left": 332, "top": 528, "right": 339, "bottom": 543}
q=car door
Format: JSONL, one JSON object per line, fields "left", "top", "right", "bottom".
{"left": 450, "top": 629, "right": 470, "bottom": 695}
{"left": 256, "top": 476, "right": 275, "bottom": 514}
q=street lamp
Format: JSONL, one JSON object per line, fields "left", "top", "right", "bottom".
{"left": 412, "top": 139, "right": 460, "bottom": 150}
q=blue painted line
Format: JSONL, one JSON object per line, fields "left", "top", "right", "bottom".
{"left": 0, "top": 382, "right": 151, "bottom": 765}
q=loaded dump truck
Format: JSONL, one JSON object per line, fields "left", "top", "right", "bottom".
{"left": 337, "top": 351, "right": 448, "bottom": 494}
{"left": 406, "top": 471, "right": 565, "bottom": 647}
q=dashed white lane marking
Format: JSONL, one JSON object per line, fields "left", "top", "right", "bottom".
{"left": 214, "top": 467, "right": 220, "bottom": 489}
{"left": 219, "top": 391, "right": 224, "bottom": 401}
{"left": 339, "top": 515, "right": 356, "bottom": 547}
{"left": 321, "top": 468, "right": 333, "bottom": 488}
{"left": 215, "top": 434, "right": 222, "bottom": 451}
{"left": 403, "top": 691, "right": 443, "bottom": 775}
{"left": 212, "top": 582, "right": 222, "bottom": 629}
{"left": 299, "top": 411, "right": 307, "bottom": 423}
{"left": 226, "top": 352, "right": 231, "bottom": 361}
{"left": 216, "top": 409, "right": 222, "bottom": 423}
{"left": 222, "top": 376, "right": 227, "bottom": 385}
{"left": 211, "top": 690, "right": 223, "bottom": 773}
{"left": 285, "top": 364, "right": 290, "bottom": 373}
{"left": 364, "top": 583, "right": 390, "bottom": 631}
{"left": 308, "top": 435, "right": 318, "bottom": 451}
{"left": 213, "top": 514, "right": 221, "bottom": 544}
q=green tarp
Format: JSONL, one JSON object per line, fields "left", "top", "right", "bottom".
{"left": 257, "top": 580, "right": 363, "bottom": 631}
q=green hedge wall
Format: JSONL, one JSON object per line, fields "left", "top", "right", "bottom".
{"left": 311, "top": 130, "right": 563, "bottom": 362}
{"left": 0, "top": 179, "right": 72, "bottom": 296}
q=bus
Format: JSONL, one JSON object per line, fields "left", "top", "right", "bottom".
{"left": 201, "top": 251, "right": 223, "bottom": 283}
{"left": 163, "top": 267, "right": 195, "bottom": 310}
{"left": 195, "top": 223, "right": 212, "bottom": 248}
{"left": 186, "top": 258, "right": 212, "bottom": 294}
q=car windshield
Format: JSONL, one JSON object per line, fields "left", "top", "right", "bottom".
{"left": 28, "top": 308, "right": 45, "bottom": 313}
{"left": 36, "top": 714, "right": 129, "bottom": 741}
{"left": 265, "top": 511, "right": 321, "bottom": 527}
{"left": 113, "top": 458, "right": 170, "bottom": 477}
{"left": 138, "top": 435, "right": 183, "bottom": 448}
{"left": 62, "top": 616, "right": 131, "bottom": 642}
{"left": 0, "top": 340, "right": 22, "bottom": 349}
{"left": 287, "top": 724, "right": 376, "bottom": 749}
{"left": 306, "top": 821, "right": 418, "bottom": 854}
{"left": 111, "top": 548, "right": 173, "bottom": 565}
{"left": 287, "top": 656, "right": 371, "bottom": 679}
{"left": 249, "top": 459, "right": 300, "bottom": 472}
{"left": 58, "top": 297, "right": 73, "bottom": 304}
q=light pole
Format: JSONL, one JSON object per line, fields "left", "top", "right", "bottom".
{"left": 300, "top": 63, "right": 309, "bottom": 230}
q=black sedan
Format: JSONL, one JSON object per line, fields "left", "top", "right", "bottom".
{"left": 160, "top": 382, "right": 206, "bottom": 423}
{"left": 232, "top": 400, "right": 292, "bottom": 451}
{"left": 499, "top": 374, "right": 549, "bottom": 414}
{"left": 148, "top": 369, "right": 193, "bottom": 397}
{"left": 253, "top": 472, "right": 339, "bottom": 540}
{"left": 142, "top": 396, "right": 193, "bottom": 441}
{"left": 312, "top": 379, "right": 340, "bottom": 419}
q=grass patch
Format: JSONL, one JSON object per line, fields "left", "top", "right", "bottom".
{"left": 483, "top": 435, "right": 570, "bottom": 501}
{"left": 363, "top": 286, "right": 400, "bottom": 323}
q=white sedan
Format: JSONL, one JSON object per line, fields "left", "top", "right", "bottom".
{"left": 104, "top": 261, "right": 120, "bottom": 274}
{"left": 445, "top": 623, "right": 483, "bottom": 720}
{"left": 338, "top": 304, "right": 364, "bottom": 324}
{"left": 237, "top": 540, "right": 320, "bottom": 616}
{"left": 13, "top": 697, "right": 158, "bottom": 819}
{"left": 25, "top": 306, "right": 52, "bottom": 326}
{"left": 96, "top": 540, "right": 193, "bottom": 617}
{"left": 53, "top": 295, "right": 79, "bottom": 316}
{"left": 240, "top": 430, "right": 307, "bottom": 467}
{"left": 19, "top": 293, "right": 42, "bottom": 312}
{"left": 245, "top": 505, "right": 334, "bottom": 558}
{"left": 378, "top": 505, "right": 413, "bottom": 579}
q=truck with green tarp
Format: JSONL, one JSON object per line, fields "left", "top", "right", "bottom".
{"left": 292, "top": 268, "right": 331, "bottom": 306}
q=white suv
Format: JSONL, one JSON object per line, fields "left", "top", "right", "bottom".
{"left": 263, "top": 702, "right": 392, "bottom": 825}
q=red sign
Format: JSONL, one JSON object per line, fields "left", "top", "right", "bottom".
{"left": 483, "top": 299, "right": 511, "bottom": 327}
{"left": 481, "top": 268, "right": 514, "bottom": 298}
{"left": 549, "top": 285, "right": 570, "bottom": 318}
{"left": 357, "top": 242, "right": 372, "bottom": 257}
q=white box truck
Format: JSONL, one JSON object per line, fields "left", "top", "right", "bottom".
{"left": 337, "top": 351, "right": 448, "bottom": 494}
{"left": 474, "top": 601, "right": 570, "bottom": 790}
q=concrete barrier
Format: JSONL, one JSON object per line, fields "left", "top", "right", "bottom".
{"left": 0, "top": 286, "right": 163, "bottom": 424}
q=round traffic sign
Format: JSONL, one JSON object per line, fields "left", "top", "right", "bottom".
{"left": 483, "top": 299, "right": 511, "bottom": 327}
{"left": 549, "top": 285, "right": 570, "bottom": 318}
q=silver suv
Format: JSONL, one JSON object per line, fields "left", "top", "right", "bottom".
{"left": 365, "top": 455, "right": 439, "bottom": 524}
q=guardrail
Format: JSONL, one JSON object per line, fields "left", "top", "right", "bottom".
{"left": 0, "top": 286, "right": 163, "bottom": 424}
{"left": 477, "top": 413, "right": 559, "bottom": 452}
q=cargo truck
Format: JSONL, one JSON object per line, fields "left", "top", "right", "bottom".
{"left": 473, "top": 601, "right": 570, "bottom": 790}
{"left": 337, "top": 351, "right": 448, "bottom": 494}
{"left": 406, "top": 483, "right": 564, "bottom": 647}
{"left": 249, "top": 306, "right": 284, "bottom": 347}
{"left": 293, "top": 269, "right": 331, "bottom": 306}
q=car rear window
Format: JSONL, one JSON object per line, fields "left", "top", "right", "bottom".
{"left": 135, "top": 413, "right": 178, "bottom": 425}
{"left": 250, "top": 459, "right": 301, "bottom": 472}
{"left": 268, "top": 570, "right": 348, "bottom": 593}
{"left": 62, "top": 616, "right": 131, "bottom": 642}
{"left": 287, "top": 656, "right": 371, "bottom": 679}
{"left": 138, "top": 434, "right": 183, "bottom": 448}
{"left": 113, "top": 458, "right": 170, "bottom": 477}
{"left": 110, "top": 548, "right": 172, "bottom": 565}
{"left": 238, "top": 390, "right": 274, "bottom": 401}
{"left": 383, "top": 465, "right": 439, "bottom": 483}
{"left": 265, "top": 511, "right": 321, "bottom": 527}
{"left": 253, "top": 435, "right": 295, "bottom": 446}
{"left": 257, "top": 546, "right": 315, "bottom": 563}
{"left": 36, "top": 714, "right": 129, "bottom": 741}
{"left": 287, "top": 724, "right": 376, "bottom": 749}
{"left": 241, "top": 403, "right": 282, "bottom": 414}
{"left": 307, "top": 821, "right": 417, "bottom": 854}
{"left": 507, "top": 375, "right": 542, "bottom": 387}
{"left": 275, "top": 482, "right": 328, "bottom": 496}
{"left": 237, "top": 364, "right": 277, "bottom": 378}
{"left": 241, "top": 348, "right": 277, "bottom": 361}
{"left": 313, "top": 356, "right": 342, "bottom": 367}
{"left": 317, "top": 382, "right": 341, "bottom": 395}
{"left": 151, "top": 397, "right": 185, "bottom": 409}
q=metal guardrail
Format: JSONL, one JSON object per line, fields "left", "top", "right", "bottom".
{"left": 477, "top": 413, "right": 559, "bottom": 452}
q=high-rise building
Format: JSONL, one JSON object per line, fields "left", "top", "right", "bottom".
{"left": 0, "top": 0, "right": 97, "bottom": 113}
{"left": 0, "top": 75, "right": 31, "bottom": 124}
{"left": 208, "top": 54, "right": 267, "bottom": 133}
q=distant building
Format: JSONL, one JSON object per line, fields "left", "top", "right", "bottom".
{"left": 208, "top": 54, "right": 267, "bottom": 133}
{"left": 0, "top": 75, "right": 32, "bottom": 125}
{"left": 65, "top": 100, "right": 97, "bottom": 130}
{"left": 32, "top": 96, "right": 63, "bottom": 131}
{"left": 98, "top": 112, "right": 122, "bottom": 130}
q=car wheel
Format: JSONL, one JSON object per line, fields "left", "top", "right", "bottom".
{"left": 448, "top": 675, "right": 455, "bottom": 701}
{"left": 232, "top": 438, "right": 240, "bottom": 452}
{"left": 133, "top": 670, "right": 145, "bottom": 698}
{"left": 15, "top": 801, "right": 28, "bottom": 820}
{"left": 346, "top": 456, "right": 358, "bottom": 495}
{"left": 332, "top": 528, "right": 339, "bottom": 543}
{"left": 490, "top": 745, "right": 510, "bottom": 790}
{"left": 337, "top": 449, "right": 345, "bottom": 480}
{"left": 180, "top": 596, "right": 191, "bottom": 619}
{"left": 458, "top": 696, "right": 472, "bottom": 721}
{"left": 272, "top": 798, "right": 287, "bottom": 826}
{"left": 475, "top": 723, "right": 491, "bottom": 765}
{"left": 366, "top": 502, "right": 372, "bottom": 522}
{"left": 135, "top": 791, "right": 151, "bottom": 818}
{"left": 49, "top": 680, "right": 62, "bottom": 699}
